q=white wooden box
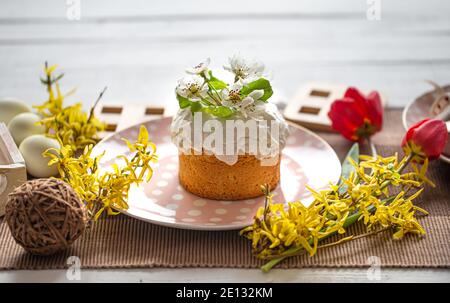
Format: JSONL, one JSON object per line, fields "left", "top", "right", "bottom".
{"left": 0, "top": 123, "right": 27, "bottom": 217}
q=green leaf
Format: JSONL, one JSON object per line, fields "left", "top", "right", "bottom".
{"left": 338, "top": 142, "right": 359, "bottom": 195}
{"left": 203, "top": 105, "right": 234, "bottom": 118}
{"left": 190, "top": 101, "right": 203, "bottom": 112}
{"left": 176, "top": 94, "right": 192, "bottom": 109}
{"left": 240, "top": 78, "right": 273, "bottom": 102}
{"left": 208, "top": 71, "right": 227, "bottom": 90}
{"left": 177, "top": 94, "right": 234, "bottom": 118}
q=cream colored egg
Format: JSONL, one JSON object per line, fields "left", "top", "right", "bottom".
{"left": 8, "top": 112, "right": 45, "bottom": 146}
{"left": 19, "top": 135, "right": 60, "bottom": 178}
{"left": 0, "top": 98, "right": 31, "bottom": 125}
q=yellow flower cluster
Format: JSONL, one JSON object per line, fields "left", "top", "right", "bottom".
{"left": 241, "top": 153, "right": 430, "bottom": 263}
{"left": 35, "top": 63, "right": 158, "bottom": 219}
{"left": 34, "top": 63, "right": 105, "bottom": 151}
{"left": 45, "top": 125, "right": 158, "bottom": 220}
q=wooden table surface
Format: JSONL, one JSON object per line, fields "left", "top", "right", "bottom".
{"left": 1, "top": 0, "right": 450, "bottom": 282}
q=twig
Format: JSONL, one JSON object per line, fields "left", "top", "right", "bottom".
{"left": 263, "top": 227, "right": 391, "bottom": 260}
{"left": 317, "top": 227, "right": 390, "bottom": 250}
{"left": 87, "top": 86, "right": 107, "bottom": 123}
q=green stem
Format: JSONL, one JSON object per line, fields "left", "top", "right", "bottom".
{"left": 203, "top": 75, "right": 223, "bottom": 105}
{"left": 367, "top": 137, "right": 377, "bottom": 158}
{"left": 87, "top": 86, "right": 107, "bottom": 123}
{"left": 261, "top": 153, "right": 415, "bottom": 272}
{"left": 45, "top": 61, "right": 51, "bottom": 92}
{"left": 379, "top": 152, "right": 413, "bottom": 192}
{"left": 207, "top": 83, "right": 223, "bottom": 105}
{"left": 206, "top": 91, "right": 221, "bottom": 105}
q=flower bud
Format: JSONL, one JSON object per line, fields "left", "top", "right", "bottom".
{"left": 401, "top": 118, "right": 448, "bottom": 161}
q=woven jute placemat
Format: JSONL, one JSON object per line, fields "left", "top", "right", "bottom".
{"left": 0, "top": 109, "right": 449, "bottom": 270}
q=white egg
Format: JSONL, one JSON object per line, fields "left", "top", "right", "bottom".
{"left": 19, "top": 135, "right": 60, "bottom": 178}
{"left": 8, "top": 112, "right": 45, "bottom": 146}
{"left": 0, "top": 98, "right": 31, "bottom": 125}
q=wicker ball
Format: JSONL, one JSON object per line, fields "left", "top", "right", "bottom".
{"left": 5, "top": 178, "right": 87, "bottom": 256}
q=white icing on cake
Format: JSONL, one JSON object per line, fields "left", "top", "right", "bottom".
{"left": 170, "top": 103, "right": 290, "bottom": 165}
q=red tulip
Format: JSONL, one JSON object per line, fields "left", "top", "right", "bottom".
{"left": 328, "top": 87, "right": 383, "bottom": 142}
{"left": 401, "top": 118, "right": 448, "bottom": 162}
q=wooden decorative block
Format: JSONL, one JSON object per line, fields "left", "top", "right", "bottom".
{"left": 284, "top": 82, "right": 388, "bottom": 131}
{"left": 0, "top": 123, "right": 27, "bottom": 217}
{"left": 94, "top": 101, "right": 178, "bottom": 138}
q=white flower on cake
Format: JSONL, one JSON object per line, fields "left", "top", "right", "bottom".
{"left": 176, "top": 75, "right": 209, "bottom": 101}
{"left": 186, "top": 58, "right": 211, "bottom": 80}
{"left": 238, "top": 89, "right": 265, "bottom": 119}
{"left": 221, "top": 81, "right": 243, "bottom": 105}
{"left": 174, "top": 55, "right": 273, "bottom": 118}
{"left": 171, "top": 55, "right": 290, "bottom": 201}
{"left": 223, "top": 54, "right": 265, "bottom": 82}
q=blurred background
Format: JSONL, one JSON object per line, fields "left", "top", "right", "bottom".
{"left": 0, "top": 0, "right": 449, "bottom": 109}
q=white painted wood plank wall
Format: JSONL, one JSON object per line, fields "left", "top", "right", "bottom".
{"left": 0, "top": 0, "right": 449, "bottom": 109}
{"left": 1, "top": 0, "right": 450, "bottom": 283}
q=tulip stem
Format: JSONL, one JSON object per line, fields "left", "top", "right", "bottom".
{"left": 366, "top": 137, "right": 377, "bottom": 158}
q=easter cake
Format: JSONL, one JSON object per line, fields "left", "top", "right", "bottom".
{"left": 171, "top": 55, "right": 289, "bottom": 200}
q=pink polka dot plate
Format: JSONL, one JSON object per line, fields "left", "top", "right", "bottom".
{"left": 402, "top": 85, "right": 450, "bottom": 164}
{"left": 92, "top": 117, "right": 341, "bottom": 230}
